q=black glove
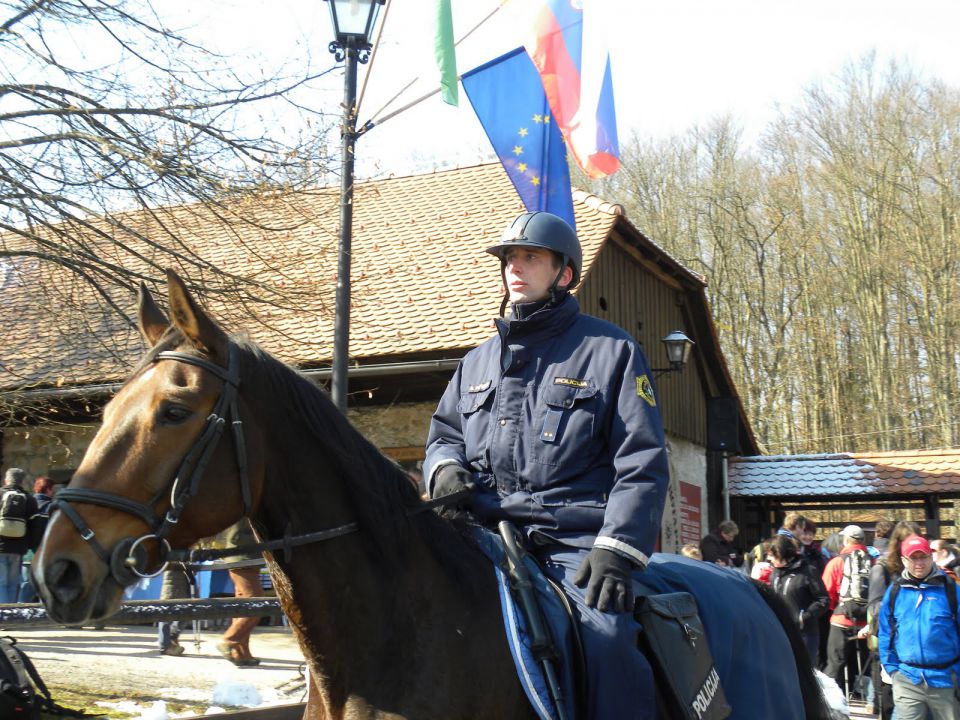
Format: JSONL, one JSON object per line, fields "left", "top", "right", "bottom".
{"left": 573, "top": 547, "right": 636, "bottom": 613}
{"left": 432, "top": 464, "right": 476, "bottom": 503}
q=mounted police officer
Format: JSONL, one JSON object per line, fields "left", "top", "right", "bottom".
{"left": 424, "top": 211, "right": 669, "bottom": 719}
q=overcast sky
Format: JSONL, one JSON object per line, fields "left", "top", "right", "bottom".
{"left": 174, "top": 0, "right": 960, "bottom": 177}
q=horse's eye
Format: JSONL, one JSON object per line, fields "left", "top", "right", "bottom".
{"left": 159, "top": 404, "right": 192, "bottom": 424}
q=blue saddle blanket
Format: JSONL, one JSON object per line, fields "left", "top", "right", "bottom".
{"left": 470, "top": 529, "right": 806, "bottom": 720}
{"left": 470, "top": 527, "right": 577, "bottom": 720}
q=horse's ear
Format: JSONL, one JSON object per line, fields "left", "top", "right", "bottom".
{"left": 138, "top": 282, "right": 169, "bottom": 347}
{"left": 165, "top": 269, "right": 229, "bottom": 358}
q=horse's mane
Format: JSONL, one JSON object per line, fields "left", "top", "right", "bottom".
{"left": 230, "top": 337, "right": 487, "bottom": 590}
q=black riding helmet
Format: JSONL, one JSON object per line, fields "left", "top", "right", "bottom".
{"left": 486, "top": 212, "right": 583, "bottom": 304}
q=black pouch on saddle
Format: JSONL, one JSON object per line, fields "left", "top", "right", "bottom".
{"left": 634, "top": 592, "right": 731, "bottom": 720}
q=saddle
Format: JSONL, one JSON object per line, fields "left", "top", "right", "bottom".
{"left": 471, "top": 525, "right": 730, "bottom": 720}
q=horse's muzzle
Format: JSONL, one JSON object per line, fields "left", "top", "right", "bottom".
{"left": 40, "top": 557, "right": 119, "bottom": 625}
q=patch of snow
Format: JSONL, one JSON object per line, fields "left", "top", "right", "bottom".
{"left": 211, "top": 680, "right": 262, "bottom": 707}
{"left": 137, "top": 700, "right": 170, "bottom": 720}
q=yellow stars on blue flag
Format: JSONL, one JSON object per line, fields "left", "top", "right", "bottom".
{"left": 512, "top": 120, "right": 550, "bottom": 188}
{"left": 461, "top": 47, "right": 575, "bottom": 229}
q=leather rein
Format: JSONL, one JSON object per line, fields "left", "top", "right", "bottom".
{"left": 51, "top": 342, "right": 466, "bottom": 586}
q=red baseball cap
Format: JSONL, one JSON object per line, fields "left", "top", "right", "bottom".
{"left": 901, "top": 535, "right": 931, "bottom": 558}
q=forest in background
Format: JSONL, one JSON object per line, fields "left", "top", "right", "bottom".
{"left": 590, "top": 57, "right": 960, "bottom": 455}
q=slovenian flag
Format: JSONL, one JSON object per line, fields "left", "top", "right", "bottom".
{"left": 526, "top": 0, "right": 620, "bottom": 178}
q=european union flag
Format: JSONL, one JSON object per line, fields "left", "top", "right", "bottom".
{"left": 462, "top": 47, "right": 576, "bottom": 231}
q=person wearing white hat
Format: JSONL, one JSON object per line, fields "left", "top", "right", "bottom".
{"left": 822, "top": 524, "right": 873, "bottom": 696}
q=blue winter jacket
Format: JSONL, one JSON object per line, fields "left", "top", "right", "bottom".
{"left": 878, "top": 567, "right": 960, "bottom": 688}
{"left": 424, "top": 295, "right": 669, "bottom": 565}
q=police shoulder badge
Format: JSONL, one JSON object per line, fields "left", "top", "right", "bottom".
{"left": 636, "top": 375, "right": 656, "bottom": 407}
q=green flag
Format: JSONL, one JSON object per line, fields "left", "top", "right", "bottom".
{"left": 434, "top": 0, "right": 458, "bottom": 106}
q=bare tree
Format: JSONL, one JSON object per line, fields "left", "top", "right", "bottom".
{"left": 600, "top": 56, "right": 960, "bottom": 454}
{"left": 0, "top": 0, "right": 339, "bottom": 323}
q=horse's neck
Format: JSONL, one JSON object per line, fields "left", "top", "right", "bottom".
{"left": 253, "top": 444, "right": 509, "bottom": 716}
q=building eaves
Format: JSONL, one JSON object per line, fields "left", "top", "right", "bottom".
{"left": 728, "top": 449, "right": 960, "bottom": 497}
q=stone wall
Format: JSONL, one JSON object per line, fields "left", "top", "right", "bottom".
{"left": 0, "top": 401, "right": 438, "bottom": 482}
{"left": 347, "top": 401, "right": 435, "bottom": 454}
{"left": 1, "top": 424, "right": 98, "bottom": 481}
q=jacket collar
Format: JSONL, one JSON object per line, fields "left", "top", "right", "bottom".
{"left": 900, "top": 565, "right": 946, "bottom": 587}
{"left": 495, "top": 293, "right": 580, "bottom": 341}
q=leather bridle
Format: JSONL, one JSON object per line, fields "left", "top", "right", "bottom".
{"left": 52, "top": 344, "right": 251, "bottom": 585}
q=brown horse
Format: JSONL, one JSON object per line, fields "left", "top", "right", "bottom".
{"left": 34, "top": 271, "right": 829, "bottom": 720}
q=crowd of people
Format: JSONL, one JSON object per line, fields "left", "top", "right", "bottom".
{"left": 0, "top": 468, "right": 266, "bottom": 667}
{"left": 694, "top": 515, "right": 960, "bottom": 720}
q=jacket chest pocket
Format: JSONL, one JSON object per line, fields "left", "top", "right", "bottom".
{"left": 531, "top": 382, "right": 599, "bottom": 467}
{"left": 457, "top": 383, "right": 495, "bottom": 466}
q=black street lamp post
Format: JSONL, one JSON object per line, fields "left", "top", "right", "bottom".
{"left": 325, "top": 0, "right": 383, "bottom": 412}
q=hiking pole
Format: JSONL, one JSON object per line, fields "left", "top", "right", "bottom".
{"left": 498, "top": 521, "right": 570, "bottom": 720}
{"left": 844, "top": 634, "right": 861, "bottom": 701}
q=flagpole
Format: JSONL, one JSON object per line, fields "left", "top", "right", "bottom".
{"left": 359, "top": 1, "right": 507, "bottom": 133}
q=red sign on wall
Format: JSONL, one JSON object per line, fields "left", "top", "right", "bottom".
{"left": 679, "top": 481, "right": 702, "bottom": 547}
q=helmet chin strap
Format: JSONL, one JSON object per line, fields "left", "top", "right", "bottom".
{"left": 547, "top": 255, "right": 570, "bottom": 305}
{"left": 499, "top": 255, "right": 570, "bottom": 317}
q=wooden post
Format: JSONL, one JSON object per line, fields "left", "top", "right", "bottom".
{"left": 926, "top": 493, "right": 941, "bottom": 538}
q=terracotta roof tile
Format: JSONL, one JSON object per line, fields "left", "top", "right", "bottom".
{"left": 0, "top": 163, "right": 620, "bottom": 390}
{"left": 728, "top": 449, "right": 960, "bottom": 496}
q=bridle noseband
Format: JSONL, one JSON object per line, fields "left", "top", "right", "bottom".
{"left": 52, "top": 344, "right": 251, "bottom": 586}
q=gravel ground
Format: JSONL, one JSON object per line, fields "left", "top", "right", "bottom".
{"left": 11, "top": 623, "right": 307, "bottom": 718}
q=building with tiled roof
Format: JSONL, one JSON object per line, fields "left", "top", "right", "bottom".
{"left": 0, "top": 162, "right": 756, "bottom": 551}
{"left": 729, "top": 449, "right": 960, "bottom": 542}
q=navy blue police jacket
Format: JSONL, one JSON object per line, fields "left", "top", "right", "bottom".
{"left": 424, "top": 294, "right": 669, "bottom": 566}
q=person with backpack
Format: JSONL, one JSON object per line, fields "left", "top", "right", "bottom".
{"left": 0, "top": 468, "right": 42, "bottom": 603}
{"left": 879, "top": 534, "right": 960, "bottom": 720}
{"left": 822, "top": 524, "right": 874, "bottom": 696}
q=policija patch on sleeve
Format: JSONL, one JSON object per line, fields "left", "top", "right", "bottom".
{"left": 636, "top": 375, "right": 656, "bottom": 407}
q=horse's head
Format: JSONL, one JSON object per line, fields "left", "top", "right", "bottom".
{"left": 35, "top": 270, "right": 264, "bottom": 624}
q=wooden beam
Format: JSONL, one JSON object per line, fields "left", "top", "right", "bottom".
{"left": 609, "top": 234, "right": 684, "bottom": 290}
